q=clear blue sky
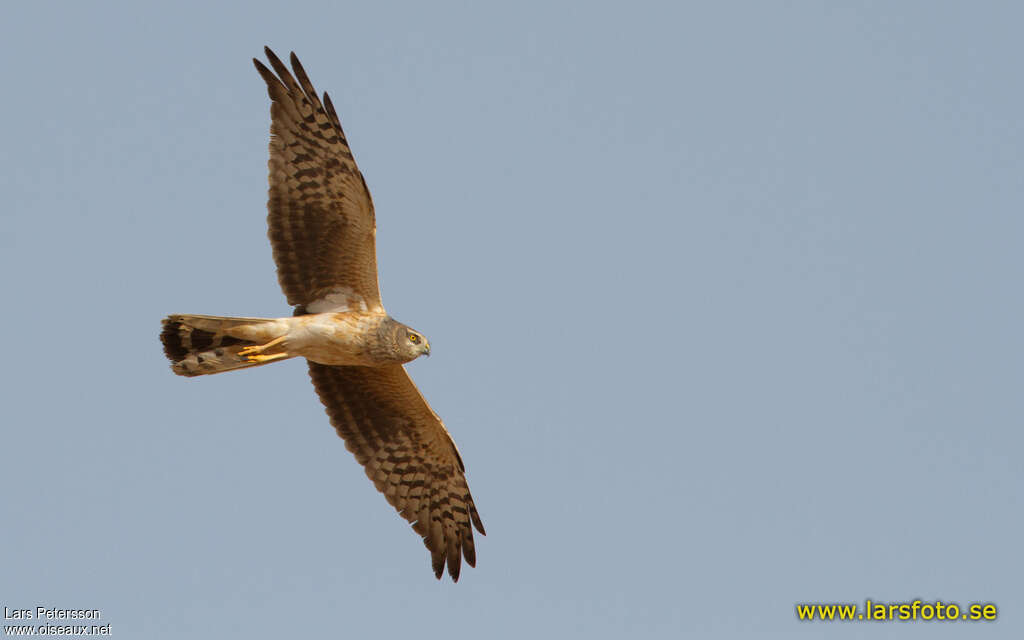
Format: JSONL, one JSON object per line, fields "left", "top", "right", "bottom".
{"left": 2, "top": 2, "right": 1021, "bottom": 638}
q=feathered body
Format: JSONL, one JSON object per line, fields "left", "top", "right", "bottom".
{"left": 162, "top": 312, "right": 426, "bottom": 376}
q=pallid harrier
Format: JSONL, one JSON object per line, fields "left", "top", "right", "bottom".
{"left": 160, "top": 48, "right": 484, "bottom": 581}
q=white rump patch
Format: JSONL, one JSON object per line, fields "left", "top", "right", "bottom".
{"left": 306, "top": 286, "right": 369, "bottom": 313}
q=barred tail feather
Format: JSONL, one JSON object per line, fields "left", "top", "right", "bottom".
{"left": 161, "top": 314, "right": 286, "bottom": 377}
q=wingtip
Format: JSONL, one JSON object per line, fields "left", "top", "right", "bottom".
{"left": 263, "top": 46, "right": 287, "bottom": 74}
{"left": 262, "top": 46, "right": 278, "bottom": 67}
{"left": 446, "top": 538, "right": 462, "bottom": 581}
{"left": 471, "top": 506, "right": 486, "bottom": 535}
{"left": 432, "top": 552, "right": 445, "bottom": 580}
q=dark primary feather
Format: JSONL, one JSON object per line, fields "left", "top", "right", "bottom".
{"left": 254, "top": 48, "right": 382, "bottom": 311}
{"left": 307, "top": 362, "right": 485, "bottom": 581}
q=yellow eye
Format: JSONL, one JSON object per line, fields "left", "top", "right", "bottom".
{"left": 409, "top": 334, "right": 420, "bottom": 344}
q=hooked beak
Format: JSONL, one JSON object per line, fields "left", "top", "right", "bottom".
{"left": 423, "top": 342, "right": 431, "bottom": 357}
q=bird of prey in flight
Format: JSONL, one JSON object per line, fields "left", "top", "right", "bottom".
{"left": 161, "top": 47, "right": 484, "bottom": 581}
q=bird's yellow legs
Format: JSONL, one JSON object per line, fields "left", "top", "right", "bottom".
{"left": 238, "top": 336, "right": 290, "bottom": 363}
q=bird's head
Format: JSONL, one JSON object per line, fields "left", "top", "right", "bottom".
{"left": 378, "top": 317, "right": 431, "bottom": 363}
{"left": 402, "top": 326, "right": 431, "bottom": 359}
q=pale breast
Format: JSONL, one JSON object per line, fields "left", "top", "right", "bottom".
{"left": 283, "top": 312, "right": 385, "bottom": 366}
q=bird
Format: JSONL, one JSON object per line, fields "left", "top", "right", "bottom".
{"left": 160, "top": 47, "right": 484, "bottom": 581}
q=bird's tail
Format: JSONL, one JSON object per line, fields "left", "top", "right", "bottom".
{"left": 160, "top": 314, "right": 291, "bottom": 377}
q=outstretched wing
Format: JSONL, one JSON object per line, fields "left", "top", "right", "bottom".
{"left": 254, "top": 48, "right": 383, "bottom": 313}
{"left": 307, "top": 363, "right": 485, "bottom": 581}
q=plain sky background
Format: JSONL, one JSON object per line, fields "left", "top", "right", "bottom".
{"left": 2, "top": 2, "right": 1021, "bottom": 638}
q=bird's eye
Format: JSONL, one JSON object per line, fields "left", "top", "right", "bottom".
{"left": 409, "top": 334, "right": 420, "bottom": 344}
